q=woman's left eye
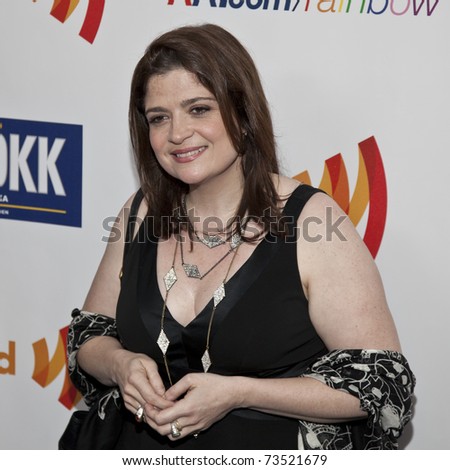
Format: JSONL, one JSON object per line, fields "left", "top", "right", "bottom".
{"left": 191, "top": 106, "right": 210, "bottom": 115}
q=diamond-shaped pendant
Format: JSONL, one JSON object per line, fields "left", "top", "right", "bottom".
{"left": 230, "top": 233, "right": 242, "bottom": 249}
{"left": 202, "top": 234, "right": 225, "bottom": 249}
{"left": 157, "top": 329, "right": 170, "bottom": 355}
{"left": 183, "top": 263, "right": 201, "bottom": 279}
{"left": 164, "top": 267, "right": 177, "bottom": 291}
{"left": 213, "top": 283, "right": 225, "bottom": 306}
{"left": 201, "top": 349, "right": 211, "bottom": 372}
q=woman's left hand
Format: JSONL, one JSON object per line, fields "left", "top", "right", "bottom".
{"left": 144, "top": 373, "right": 241, "bottom": 440}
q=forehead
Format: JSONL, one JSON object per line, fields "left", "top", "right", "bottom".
{"left": 145, "top": 68, "right": 213, "bottom": 104}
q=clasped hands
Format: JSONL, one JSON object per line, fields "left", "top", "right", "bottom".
{"left": 116, "top": 352, "right": 237, "bottom": 440}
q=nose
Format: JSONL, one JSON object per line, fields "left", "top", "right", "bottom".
{"left": 168, "top": 114, "right": 193, "bottom": 144}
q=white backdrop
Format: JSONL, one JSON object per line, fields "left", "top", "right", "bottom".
{"left": 1, "top": 0, "right": 449, "bottom": 449}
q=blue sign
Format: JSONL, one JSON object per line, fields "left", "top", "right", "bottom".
{"left": 0, "top": 118, "right": 82, "bottom": 227}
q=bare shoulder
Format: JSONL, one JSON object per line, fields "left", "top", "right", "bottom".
{"left": 295, "top": 189, "right": 364, "bottom": 247}
{"left": 274, "top": 176, "right": 349, "bottom": 234}
{"left": 273, "top": 174, "right": 302, "bottom": 199}
{"left": 296, "top": 188, "right": 373, "bottom": 274}
{"left": 82, "top": 189, "right": 148, "bottom": 316}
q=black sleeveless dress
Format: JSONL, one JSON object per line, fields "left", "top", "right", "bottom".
{"left": 115, "top": 184, "right": 328, "bottom": 449}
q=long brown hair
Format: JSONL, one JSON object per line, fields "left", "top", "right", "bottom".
{"left": 129, "top": 23, "right": 283, "bottom": 238}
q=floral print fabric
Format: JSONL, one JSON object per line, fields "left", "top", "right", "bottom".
{"left": 67, "top": 309, "right": 119, "bottom": 406}
{"left": 299, "top": 349, "right": 416, "bottom": 449}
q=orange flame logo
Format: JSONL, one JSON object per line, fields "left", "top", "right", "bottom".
{"left": 33, "top": 135, "right": 387, "bottom": 408}
{"left": 32, "top": 326, "right": 82, "bottom": 409}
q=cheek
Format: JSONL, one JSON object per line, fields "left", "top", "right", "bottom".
{"left": 149, "top": 130, "right": 165, "bottom": 154}
{"left": 203, "top": 125, "right": 233, "bottom": 151}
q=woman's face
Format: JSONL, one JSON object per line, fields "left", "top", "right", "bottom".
{"left": 144, "top": 68, "right": 241, "bottom": 190}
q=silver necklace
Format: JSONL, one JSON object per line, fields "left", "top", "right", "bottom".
{"left": 180, "top": 233, "right": 242, "bottom": 279}
{"left": 195, "top": 232, "right": 226, "bottom": 249}
{"left": 157, "top": 237, "right": 241, "bottom": 384}
{"left": 181, "top": 194, "right": 233, "bottom": 249}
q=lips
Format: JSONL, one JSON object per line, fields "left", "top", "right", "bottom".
{"left": 171, "top": 146, "right": 207, "bottom": 160}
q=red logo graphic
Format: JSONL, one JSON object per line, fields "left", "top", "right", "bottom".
{"left": 35, "top": 0, "right": 105, "bottom": 44}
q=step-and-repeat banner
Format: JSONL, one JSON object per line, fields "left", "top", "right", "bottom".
{"left": 1, "top": 1, "right": 448, "bottom": 449}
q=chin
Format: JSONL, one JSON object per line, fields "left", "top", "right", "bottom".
{"left": 171, "top": 169, "right": 210, "bottom": 186}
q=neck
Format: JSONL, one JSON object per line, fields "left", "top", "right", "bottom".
{"left": 184, "top": 189, "right": 242, "bottom": 235}
{"left": 186, "top": 172, "right": 244, "bottom": 230}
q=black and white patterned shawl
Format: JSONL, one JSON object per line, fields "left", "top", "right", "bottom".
{"left": 298, "top": 349, "right": 415, "bottom": 449}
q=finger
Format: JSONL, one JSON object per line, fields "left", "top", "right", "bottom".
{"left": 168, "top": 419, "right": 183, "bottom": 440}
{"left": 126, "top": 370, "right": 173, "bottom": 410}
{"left": 143, "top": 411, "right": 171, "bottom": 436}
{"left": 145, "top": 415, "right": 196, "bottom": 441}
{"left": 122, "top": 378, "right": 149, "bottom": 409}
{"left": 166, "top": 419, "right": 204, "bottom": 441}
{"left": 122, "top": 393, "right": 146, "bottom": 419}
{"left": 142, "top": 363, "right": 167, "bottom": 397}
{"left": 143, "top": 391, "right": 174, "bottom": 411}
{"left": 123, "top": 396, "right": 144, "bottom": 412}
{"left": 164, "top": 375, "right": 193, "bottom": 402}
{"left": 144, "top": 395, "right": 200, "bottom": 434}
{"left": 136, "top": 361, "right": 175, "bottom": 409}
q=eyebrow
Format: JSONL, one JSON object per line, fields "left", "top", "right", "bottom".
{"left": 145, "top": 96, "right": 216, "bottom": 115}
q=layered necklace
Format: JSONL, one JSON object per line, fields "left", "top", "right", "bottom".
{"left": 157, "top": 198, "right": 243, "bottom": 386}
{"left": 181, "top": 194, "right": 236, "bottom": 250}
{"left": 179, "top": 231, "right": 241, "bottom": 279}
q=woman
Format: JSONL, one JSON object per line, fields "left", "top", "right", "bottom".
{"left": 67, "top": 24, "right": 414, "bottom": 449}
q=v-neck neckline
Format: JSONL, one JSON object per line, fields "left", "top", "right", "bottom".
{"left": 158, "top": 229, "right": 273, "bottom": 329}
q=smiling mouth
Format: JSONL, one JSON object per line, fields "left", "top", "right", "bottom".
{"left": 172, "top": 146, "right": 207, "bottom": 158}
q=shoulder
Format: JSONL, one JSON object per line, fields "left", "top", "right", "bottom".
{"left": 116, "top": 189, "right": 149, "bottom": 242}
{"left": 295, "top": 187, "right": 369, "bottom": 269}
{"left": 274, "top": 175, "right": 336, "bottom": 221}
{"left": 293, "top": 185, "right": 376, "bottom": 300}
{"left": 82, "top": 189, "right": 149, "bottom": 315}
{"left": 122, "top": 189, "right": 148, "bottom": 221}
{"left": 273, "top": 174, "right": 301, "bottom": 199}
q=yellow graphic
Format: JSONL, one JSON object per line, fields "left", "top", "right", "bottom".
{"left": 295, "top": 151, "right": 369, "bottom": 225}
{"left": 0, "top": 203, "right": 67, "bottom": 214}
{"left": 52, "top": 0, "right": 80, "bottom": 20}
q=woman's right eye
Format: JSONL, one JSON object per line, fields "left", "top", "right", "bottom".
{"left": 148, "top": 115, "right": 167, "bottom": 125}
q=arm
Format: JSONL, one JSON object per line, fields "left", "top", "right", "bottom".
{"left": 300, "top": 192, "right": 400, "bottom": 352}
{"left": 72, "top": 193, "right": 173, "bottom": 412}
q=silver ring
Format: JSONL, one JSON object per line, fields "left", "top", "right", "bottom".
{"left": 170, "top": 420, "right": 182, "bottom": 438}
{"left": 135, "top": 405, "right": 144, "bottom": 423}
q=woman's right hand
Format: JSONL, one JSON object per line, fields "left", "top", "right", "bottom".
{"left": 111, "top": 349, "right": 174, "bottom": 417}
